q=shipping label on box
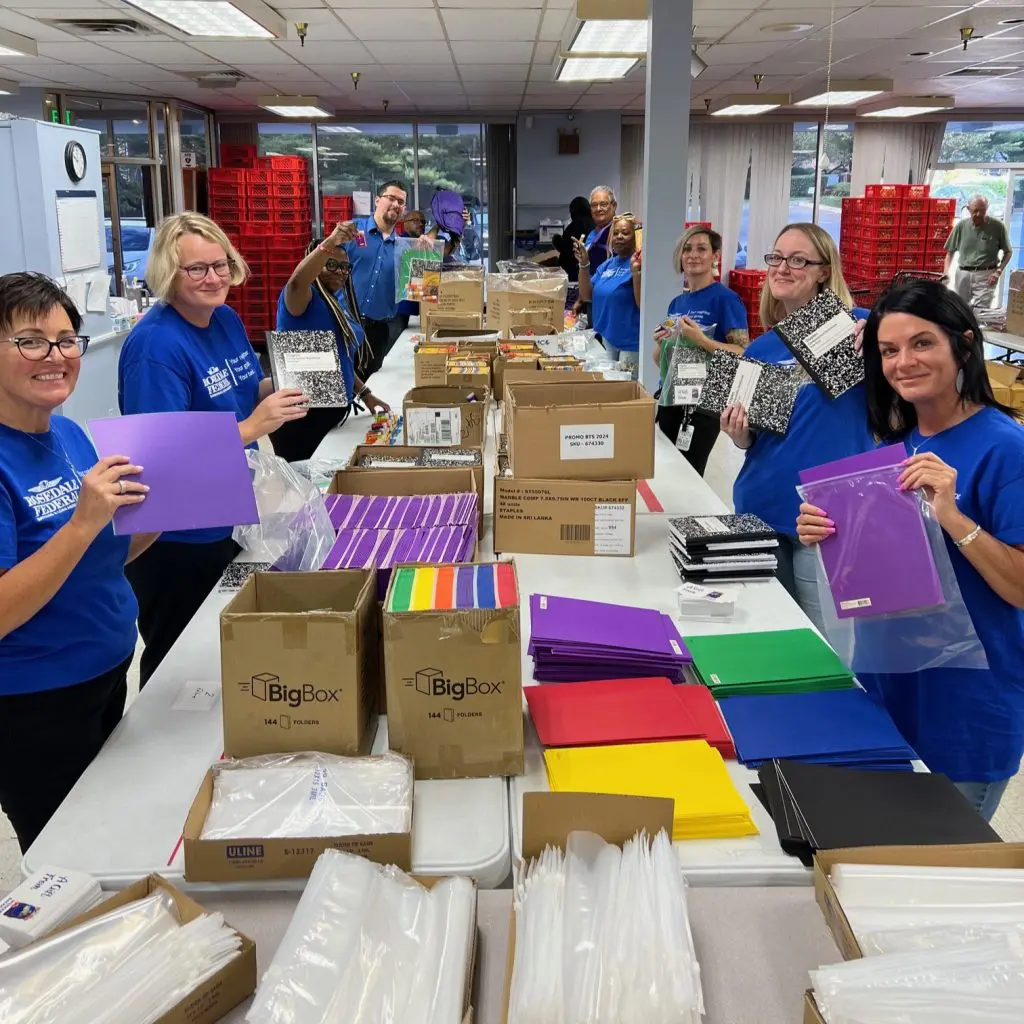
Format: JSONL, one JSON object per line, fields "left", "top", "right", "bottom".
{"left": 403, "top": 386, "right": 489, "bottom": 447}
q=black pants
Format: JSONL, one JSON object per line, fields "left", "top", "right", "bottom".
{"left": 126, "top": 537, "right": 240, "bottom": 688}
{"left": 270, "top": 405, "right": 351, "bottom": 463}
{"left": 358, "top": 317, "right": 399, "bottom": 380}
{"left": 0, "top": 657, "right": 129, "bottom": 852}
{"left": 656, "top": 405, "right": 721, "bottom": 477}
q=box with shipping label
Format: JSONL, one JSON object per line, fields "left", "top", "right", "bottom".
{"left": 383, "top": 561, "right": 524, "bottom": 780}
{"left": 505, "top": 379, "right": 656, "bottom": 481}
{"left": 220, "top": 571, "right": 379, "bottom": 759}
{"left": 1007, "top": 269, "right": 1024, "bottom": 335}
{"left": 493, "top": 472, "right": 636, "bottom": 557}
{"left": 403, "top": 385, "right": 490, "bottom": 447}
{"left": 485, "top": 268, "right": 568, "bottom": 331}
{"left": 414, "top": 342, "right": 457, "bottom": 386}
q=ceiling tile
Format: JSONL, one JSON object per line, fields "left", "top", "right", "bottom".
{"left": 35, "top": 41, "right": 140, "bottom": 63}
{"left": 533, "top": 41, "right": 558, "bottom": 63}
{"left": 442, "top": 9, "right": 541, "bottom": 40}
{"left": 457, "top": 63, "right": 531, "bottom": 81}
{"left": 540, "top": 7, "right": 572, "bottom": 41}
{"left": 703, "top": 40, "right": 803, "bottom": 63}
{"left": 0, "top": 8, "right": 80, "bottom": 41}
{"left": 274, "top": 39, "right": 376, "bottom": 63}
{"left": 450, "top": 40, "right": 535, "bottom": 62}
{"left": 336, "top": 8, "right": 445, "bottom": 41}
{"left": 326, "top": 0, "right": 433, "bottom": 6}
{"left": 280, "top": 13, "right": 353, "bottom": 42}
{"left": 91, "top": 40, "right": 206, "bottom": 61}
{"left": 188, "top": 41, "right": 297, "bottom": 63}
{"left": 363, "top": 39, "right": 452, "bottom": 62}
{"left": 718, "top": 7, "right": 856, "bottom": 44}
{"left": 381, "top": 63, "right": 458, "bottom": 81}
{"left": 440, "top": 0, "right": 545, "bottom": 6}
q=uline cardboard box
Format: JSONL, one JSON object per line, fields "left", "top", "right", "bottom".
{"left": 383, "top": 561, "right": 524, "bottom": 780}
{"left": 220, "top": 571, "right": 378, "bottom": 759}
{"left": 51, "top": 874, "right": 257, "bottom": 1024}
{"left": 505, "top": 379, "right": 656, "bottom": 481}
{"left": 403, "top": 385, "right": 490, "bottom": 447}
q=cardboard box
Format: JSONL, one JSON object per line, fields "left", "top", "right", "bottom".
{"left": 435, "top": 265, "right": 485, "bottom": 316}
{"left": 493, "top": 473, "right": 636, "bottom": 556}
{"left": 183, "top": 762, "right": 413, "bottom": 882}
{"left": 498, "top": 308, "right": 562, "bottom": 340}
{"left": 422, "top": 309, "right": 485, "bottom": 337}
{"left": 403, "top": 386, "right": 490, "bottom": 447}
{"left": 346, "top": 443, "right": 485, "bottom": 511}
{"left": 414, "top": 341, "right": 458, "bottom": 386}
{"left": 383, "top": 561, "right": 524, "bottom": 780}
{"left": 803, "top": 990, "right": 827, "bottom": 1024}
{"left": 485, "top": 269, "right": 567, "bottom": 331}
{"left": 51, "top": 874, "right": 257, "bottom": 1024}
{"left": 505, "top": 380, "right": 656, "bottom": 481}
{"left": 446, "top": 355, "right": 491, "bottom": 391}
{"left": 987, "top": 359, "right": 1024, "bottom": 409}
{"left": 220, "top": 571, "right": 378, "bottom": 759}
{"left": 1007, "top": 268, "right": 1024, "bottom": 335}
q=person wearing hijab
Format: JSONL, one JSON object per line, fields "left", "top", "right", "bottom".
{"left": 428, "top": 190, "right": 468, "bottom": 264}
{"left": 552, "top": 197, "right": 595, "bottom": 282}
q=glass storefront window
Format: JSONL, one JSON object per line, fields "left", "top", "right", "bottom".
{"left": 179, "top": 105, "right": 210, "bottom": 168}
{"left": 818, "top": 122, "right": 853, "bottom": 246}
{"left": 315, "top": 123, "right": 416, "bottom": 200}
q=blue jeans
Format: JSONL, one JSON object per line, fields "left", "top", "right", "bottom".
{"left": 603, "top": 343, "right": 639, "bottom": 379}
{"left": 955, "top": 779, "right": 1010, "bottom": 822}
{"left": 775, "top": 535, "right": 826, "bottom": 633}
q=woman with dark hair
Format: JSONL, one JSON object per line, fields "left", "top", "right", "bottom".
{"left": 798, "top": 281, "right": 1024, "bottom": 820}
{"left": 0, "top": 272, "right": 154, "bottom": 851}
{"left": 552, "top": 197, "right": 595, "bottom": 282}
{"left": 270, "top": 223, "right": 390, "bottom": 463}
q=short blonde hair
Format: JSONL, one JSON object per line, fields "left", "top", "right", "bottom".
{"left": 760, "top": 222, "right": 853, "bottom": 329}
{"left": 146, "top": 212, "right": 249, "bottom": 302}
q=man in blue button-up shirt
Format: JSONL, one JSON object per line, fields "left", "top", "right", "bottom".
{"left": 343, "top": 179, "right": 408, "bottom": 379}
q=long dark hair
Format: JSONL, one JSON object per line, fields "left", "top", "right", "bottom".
{"left": 305, "top": 238, "right": 368, "bottom": 372}
{"left": 862, "top": 279, "right": 1015, "bottom": 440}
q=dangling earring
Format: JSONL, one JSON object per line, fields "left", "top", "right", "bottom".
{"left": 955, "top": 368, "right": 964, "bottom": 395}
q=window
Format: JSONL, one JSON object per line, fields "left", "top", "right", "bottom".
{"left": 939, "top": 121, "right": 1024, "bottom": 164}
{"left": 316, "top": 123, "right": 416, "bottom": 204}
{"left": 179, "top": 105, "right": 210, "bottom": 168}
{"left": 791, "top": 122, "right": 819, "bottom": 224}
{"left": 818, "top": 122, "right": 853, "bottom": 246}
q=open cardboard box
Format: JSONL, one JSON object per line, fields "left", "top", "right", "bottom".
{"left": 987, "top": 359, "right": 1024, "bottom": 409}
{"left": 403, "top": 386, "right": 491, "bottom": 447}
{"left": 49, "top": 873, "right": 257, "bottom": 1024}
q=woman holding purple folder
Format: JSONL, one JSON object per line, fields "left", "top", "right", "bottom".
{"left": 797, "top": 281, "right": 1024, "bottom": 820}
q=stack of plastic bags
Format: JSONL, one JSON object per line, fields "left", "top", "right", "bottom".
{"left": 247, "top": 849, "right": 475, "bottom": 1024}
{"left": 200, "top": 752, "right": 413, "bottom": 840}
{"left": 507, "top": 829, "right": 703, "bottom": 1023}
{"left": 0, "top": 889, "right": 241, "bottom": 1024}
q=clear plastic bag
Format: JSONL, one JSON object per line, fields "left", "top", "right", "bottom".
{"left": 798, "top": 463, "right": 988, "bottom": 674}
{"left": 232, "top": 450, "right": 336, "bottom": 572}
{"left": 395, "top": 237, "right": 445, "bottom": 303}
{"left": 661, "top": 337, "right": 712, "bottom": 408}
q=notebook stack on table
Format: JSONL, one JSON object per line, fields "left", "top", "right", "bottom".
{"left": 668, "top": 513, "right": 779, "bottom": 584}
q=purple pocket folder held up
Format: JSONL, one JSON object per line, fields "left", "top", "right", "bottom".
{"left": 88, "top": 411, "right": 259, "bottom": 536}
{"left": 798, "top": 444, "right": 945, "bottom": 620}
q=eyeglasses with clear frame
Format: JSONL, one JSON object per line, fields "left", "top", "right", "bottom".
{"left": 379, "top": 193, "right": 407, "bottom": 209}
{"left": 3, "top": 335, "right": 90, "bottom": 360}
{"left": 764, "top": 253, "right": 827, "bottom": 270}
{"left": 179, "top": 259, "right": 236, "bottom": 282}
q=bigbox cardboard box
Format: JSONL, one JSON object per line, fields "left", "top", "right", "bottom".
{"left": 403, "top": 385, "right": 490, "bottom": 447}
{"left": 220, "top": 570, "right": 379, "bottom": 759}
{"left": 383, "top": 561, "right": 524, "bottom": 780}
{"left": 505, "top": 379, "right": 656, "bottom": 481}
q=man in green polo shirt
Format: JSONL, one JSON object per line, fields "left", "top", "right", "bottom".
{"left": 943, "top": 195, "right": 1013, "bottom": 311}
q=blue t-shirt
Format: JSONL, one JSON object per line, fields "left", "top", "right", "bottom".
{"left": 585, "top": 224, "right": 611, "bottom": 273}
{"left": 276, "top": 285, "right": 358, "bottom": 402}
{"left": 591, "top": 255, "right": 640, "bottom": 351}
{"left": 667, "top": 282, "right": 748, "bottom": 343}
{"left": 732, "top": 309, "right": 875, "bottom": 536}
{"left": 0, "top": 417, "right": 137, "bottom": 695}
{"left": 859, "top": 408, "right": 1024, "bottom": 783}
{"left": 118, "top": 302, "right": 263, "bottom": 545}
{"left": 345, "top": 216, "right": 398, "bottom": 322}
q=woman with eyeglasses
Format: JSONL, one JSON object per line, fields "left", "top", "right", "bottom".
{"left": 719, "top": 223, "right": 874, "bottom": 628}
{"left": 576, "top": 213, "right": 642, "bottom": 378}
{"left": 0, "top": 272, "right": 155, "bottom": 852}
{"left": 269, "top": 225, "right": 391, "bottom": 463}
{"left": 118, "top": 212, "right": 308, "bottom": 688}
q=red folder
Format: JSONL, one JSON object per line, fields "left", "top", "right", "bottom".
{"left": 673, "top": 682, "right": 737, "bottom": 760}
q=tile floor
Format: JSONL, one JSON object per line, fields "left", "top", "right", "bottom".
{"left": 2, "top": 434, "right": 1022, "bottom": 892}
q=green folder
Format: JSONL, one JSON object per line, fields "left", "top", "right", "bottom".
{"left": 684, "top": 629, "right": 854, "bottom": 698}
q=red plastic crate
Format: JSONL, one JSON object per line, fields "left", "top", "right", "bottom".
{"left": 266, "top": 242, "right": 308, "bottom": 258}
{"left": 861, "top": 253, "right": 898, "bottom": 275}
{"left": 931, "top": 198, "right": 956, "bottom": 216}
{"left": 209, "top": 180, "right": 245, "bottom": 199}
{"left": 274, "top": 208, "right": 313, "bottom": 225}
{"left": 266, "top": 155, "right": 307, "bottom": 170}
{"left": 219, "top": 143, "right": 256, "bottom": 168}
{"left": 903, "top": 198, "right": 931, "bottom": 216}
{"left": 860, "top": 238, "right": 900, "bottom": 257}
{"left": 272, "top": 182, "right": 310, "bottom": 200}
{"left": 208, "top": 167, "right": 248, "bottom": 183}
{"left": 903, "top": 184, "right": 931, "bottom": 199}
{"left": 267, "top": 258, "right": 299, "bottom": 277}
{"left": 923, "top": 251, "right": 946, "bottom": 272}
{"left": 244, "top": 169, "right": 273, "bottom": 185}
{"left": 865, "top": 184, "right": 901, "bottom": 200}
{"left": 897, "top": 253, "right": 933, "bottom": 271}
{"left": 273, "top": 226, "right": 308, "bottom": 241}
{"left": 271, "top": 169, "right": 306, "bottom": 185}
{"left": 861, "top": 212, "right": 901, "bottom": 229}
{"left": 865, "top": 197, "right": 901, "bottom": 215}
{"left": 240, "top": 222, "right": 275, "bottom": 237}
{"left": 899, "top": 224, "right": 927, "bottom": 242}
{"left": 245, "top": 195, "right": 277, "bottom": 213}
{"left": 857, "top": 224, "right": 900, "bottom": 243}
{"left": 214, "top": 218, "right": 243, "bottom": 236}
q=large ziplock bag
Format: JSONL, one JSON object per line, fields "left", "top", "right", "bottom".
{"left": 395, "top": 237, "right": 445, "bottom": 303}
{"left": 660, "top": 334, "right": 714, "bottom": 408}
{"left": 797, "top": 454, "right": 987, "bottom": 674}
{"left": 232, "top": 450, "right": 336, "bottom": 572}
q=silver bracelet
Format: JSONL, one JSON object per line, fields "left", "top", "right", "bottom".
{"left": 954, "top": 524, "right": 982, "bottom": 549}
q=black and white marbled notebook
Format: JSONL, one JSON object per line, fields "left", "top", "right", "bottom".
{"left": 267, "top": 330, "right": 348, "bottom": 408}
{"left": 697, "top": 351, "right": 801, "bottom": 435}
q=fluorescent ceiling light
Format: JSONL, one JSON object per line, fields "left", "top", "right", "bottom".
{"left": 794, "top": 79, "right": 893, "bottom": 106}
{"left": 259, "top": 95, "right": 332, "bottom": 117}
{"left": 0, "top": 28, "right": 37, "bottom": 58}
{"left": 0, "top": 78, "right": 18, "bottom": 96}
{"left": 859, "top": 95, "right": 954, "bottom": 118}
{"left": 124, "top": 1, "right": 279, "bottom": 39}
{"left": 557, "top": 57, "right": 638, "bottom": 81}
{"left": 570, "top": 19, "right": 647, "bottom": 53}
{"left": 709, "top": 93, "right": 789, "bottom": 116}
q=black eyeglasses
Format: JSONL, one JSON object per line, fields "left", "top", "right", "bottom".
{"left": 4, "top": 335, "right": 90, "bottom": 361}
{"left": 764, "top": 253, "right": 827, "bottom": 270}
{"left": 325, "top": 259, "right": 351, "bottom": 274}
{"left": 179, "top": 259, "right": 236, "bottom": 282}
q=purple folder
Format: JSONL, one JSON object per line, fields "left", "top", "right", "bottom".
{"left": 798, "top": 443, "right": 944, "bottom": 619}
{"left": 88, "top": 411, "right": 258, "bottom": 536}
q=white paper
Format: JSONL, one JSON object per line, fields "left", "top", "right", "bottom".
{"left": 352, "top": 190, "right": 372, "bottom": 216}
{"left": 560, "top": 423, "right": 614, "bottom": 460}
{"left": 695, "top": 516, "right": 729, "bottom": 534}
{"left": 61, "top": 275, "right": 88, "bottom": 314}
{"left": 726, "top": 361, "right": 762, "bottom": 411}
{"left": 55, "top": 196, "right": 102, "bottom": 273}
{"left": 86, "top": 272, "right": 109, "bottom": 313}
{"left": 674, "top": 383, "right": 704, "bottom": 406}
{"left": 171, "top": 682, "right": 219, "bottom": 712}
{"left": 593, "top": 503, "right": 632, "bottom": 555}
{"left": 283, "top": 351, "right": 337, "bottom": 373}
{"left": 803, "top": 310, "right": 854, "bottom": 359}
{"left": 405, "top": 406, "right": 462, "bottom": 446}
{"left": 440, "top": 452, "right": 476, "bottom": 462}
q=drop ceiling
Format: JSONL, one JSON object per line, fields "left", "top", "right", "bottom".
{"left": 0, "top": 0, "right": 1021, "bottom": 115}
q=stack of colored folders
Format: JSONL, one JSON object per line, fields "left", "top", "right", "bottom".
{"left": 528, "top": 595, "right": 691, "bottom": 682}
{"left": 719, "top": 689, "right": 916, "bottom": 770}
{"left": 524, "top": 677, "right": 736, "bottom": 759}
{"left": 544, "top": 739, "right": 757, "bottom": 840}
{"left": 387, "top": 562, "right": 518, "bottom": 612}
{"left": 684, "top": 628, "right": 854, "bottom": 698}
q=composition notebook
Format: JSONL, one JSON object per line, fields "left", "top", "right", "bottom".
{"left": 697, "top": 351, "right": 801, "bottom": 435}
{"left": 267, "top": 330, "right": 347, "bottom": 408}
{"left": 669, "top": 513, "right": 778, "bottom": 583}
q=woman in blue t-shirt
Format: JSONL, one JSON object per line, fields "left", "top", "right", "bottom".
{"left": 0, "top": 273, "right": 155, "bottom": 851}
{"left": 119, "top": 213, "right": 309, "bottom": 688}
{"left": 719, "top": 223, "right": 874, "bottom": 629}
{"left": 798, "top": 281, "right": 1024, "bottom": 820}
{"left": 270, "top": 225, "right": 390, "bottom": 463}
{"left": 653, "top": 225, "right": 749, "bottom": 475}
{"left": 576, "top": 214, "right": 642, "bottom": 378}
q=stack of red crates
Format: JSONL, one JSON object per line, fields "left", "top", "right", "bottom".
{"left": 207, "top": 144, "right": 314, "bottom": 343}
{"left": 322, "top": 194, "right": 354, "bottom": 228}
{"left": 728, "top": 268, "right": 767, "bottom": 338}
{"left": 840, "top": 185, "right": 956, "bottom": 308}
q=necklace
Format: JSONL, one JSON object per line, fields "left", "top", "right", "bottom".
{"left": 909, "top": 429, "right": 933, "bottom": 456}
{"left": 19, "top": 427, "right": 84, "bottom": 485}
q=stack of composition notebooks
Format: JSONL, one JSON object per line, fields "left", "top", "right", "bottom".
{"left": 684, "top": 628, "right": 854, "bottom": 698}
{"left": 719, "top": 689, "right": 916, "bottom": 770}
{"left": 387, "top": 563, "right": 518, "bottom": 612}
{"left": 544, "top": 739, "right": 757, "bottom": 840}
{"left": 528, "top": 595, "right": 691, "bottom": 682}
{"left": 668, "top": 513, "right": 779, "bottom": 584}
{"left": 524, "top": 677, "right": 736, "bottom": 758}
{"left": 756, "top": 759, "right": 1000, "bottom": 865}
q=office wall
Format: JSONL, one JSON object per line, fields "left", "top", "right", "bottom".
{"left": 515, "top": 112, "right": 622, "bottom": 230}
{"left": 0, "top": 87, "right": 45, "bottom": 121}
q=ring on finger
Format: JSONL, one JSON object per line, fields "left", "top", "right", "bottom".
{"left": 118, "top": 479, "right": 126, "bottom": 496}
